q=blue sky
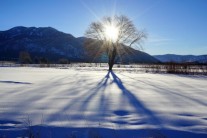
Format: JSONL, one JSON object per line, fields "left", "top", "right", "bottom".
{"left": 1, "top": 0, "right": 207, "bottom": 55}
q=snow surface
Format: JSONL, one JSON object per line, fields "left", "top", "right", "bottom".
{"left": 0, "top": 67, "right": 207, "bottom": 138}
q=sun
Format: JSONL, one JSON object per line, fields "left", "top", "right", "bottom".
{"left": 104, "top": 24, "right": 119, "bottom": 42}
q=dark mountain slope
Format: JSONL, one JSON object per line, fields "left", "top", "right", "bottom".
{"left": 154, "top": 54, "right": 207, "bottom": 63}
{"left": 0, "top": 26, "right": 159, "bottom": 63}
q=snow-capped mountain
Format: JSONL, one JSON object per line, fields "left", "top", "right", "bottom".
{"left": 154, "top": 54, "right": 207, "bottom": 63}
{"left": 0, "top": 26, "right": 159, "bottom": 63}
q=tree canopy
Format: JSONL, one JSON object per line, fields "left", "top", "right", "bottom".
{"left": 85, "top": 15, "right": 147, "bottom": 70}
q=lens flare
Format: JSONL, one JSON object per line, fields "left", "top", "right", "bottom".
{"left": 104, "top": 25, "right": 119, "bottom": 42}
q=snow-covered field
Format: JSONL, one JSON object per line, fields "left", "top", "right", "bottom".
{"left": 0, "top": 67, "right": 207, "bottom": 138}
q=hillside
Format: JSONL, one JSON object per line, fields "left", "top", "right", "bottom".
{"left": 154, "top": 54, "right": 207, "bottom": 64}
{"left": 0, "top": 26, "right": 159, "bottom": 63}
{"left": 0, "top": 26, "right": 84, "bottom": 62}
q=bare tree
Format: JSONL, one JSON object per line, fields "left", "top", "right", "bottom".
{"left": 85, "top": 15, "right": 147, "bottom": 70}
{"left": 19, "top": 51, "right": 32, "bottom": 64}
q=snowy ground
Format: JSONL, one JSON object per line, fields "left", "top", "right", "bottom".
{"left": 0, "top": 67, "right": 207, "bottom": 138}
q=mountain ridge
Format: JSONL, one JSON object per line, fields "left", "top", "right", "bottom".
{"left": 0, "top": 26, "right": 159, "bottom": 63}
{"left": 154, "top": 54, "right": 207, "bottom": 63}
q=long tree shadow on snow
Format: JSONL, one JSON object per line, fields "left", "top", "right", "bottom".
{"left": 46, "top": 71, "right": 111, "bottom": 122}
{"left": 110, "top": 71, "right": 160, "bottom": 126}
{"left": 48, "top": 71, "right": 160, "bottom": 126}
{"left": 0, "top": 80, "right": 32, "bottom": 84}
{"left": 62, "top": 71, "right": 161, "bottom": 126}
{"left": 119, "top": 73, "right": 207, "bottom": 107}
{"left": 77, "top": 71, "right": 111, "bottom": 112}
{"left": 1, "top": 71, "right": 207, "bottom": 138}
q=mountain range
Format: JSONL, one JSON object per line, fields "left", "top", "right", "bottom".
{"left": 154, "top": 54, "right": 207, "bottom": 64}
{"left": 0, "top": 26, "right": 159, "bottom": 63}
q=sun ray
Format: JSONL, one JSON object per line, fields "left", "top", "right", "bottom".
{"left": 103, "top": 24, "right": 119, "bottom": 42}
{"left": 79, "top": 0, "right": 102, "bottom": 22}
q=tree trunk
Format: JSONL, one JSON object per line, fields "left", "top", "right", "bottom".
{"left": 108, "top": 47, "right": 116, "bottom": 71}
{"left": 108, "top": 61, "right": 114, "bottom": 71}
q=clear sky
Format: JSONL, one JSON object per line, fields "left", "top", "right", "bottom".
{"left": 1, "top": 0, "right": 207, "bottom": 55}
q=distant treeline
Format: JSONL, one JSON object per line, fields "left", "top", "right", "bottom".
{"left": 0, "top": 61, "right": 207, "bottom": 75}
{"left": 0, "top": 51, "right": 71, "bottom": 64}
{"left": 134, "top": 63, "right": 207, "bottom": 75}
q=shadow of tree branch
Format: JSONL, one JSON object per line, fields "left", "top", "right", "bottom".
{"left": 110, "top": 71, "right": 161, "bottom": 125}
